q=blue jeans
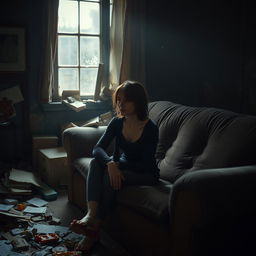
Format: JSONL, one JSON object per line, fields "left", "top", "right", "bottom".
{"left": 86, "top": 158, "right": 158, "bottom": 219}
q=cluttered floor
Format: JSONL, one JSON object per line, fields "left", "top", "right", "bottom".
{"left": 0, "top": 168, "right": 130, "bottom": 256}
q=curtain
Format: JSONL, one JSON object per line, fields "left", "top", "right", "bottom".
{"left": 109, "top": 0, "right": 146, "bottom": 90}
{"left": 39, "top": 0, "right": 59, "bottom": 103}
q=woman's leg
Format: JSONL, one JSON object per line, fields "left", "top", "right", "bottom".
{"left": 87, "top": 158, "right": 105, "bottom": 203}
{"left": 97, "top": 170, "right": 158, "bottom": 219}
{"left": 97, "top": 171, "right": 117, "bottom": 219}
{"left": 70, "top": 158, "right": 104, "bottom": 233}
{"left": 71, "top": 158, "right": 116, "bottom": 251}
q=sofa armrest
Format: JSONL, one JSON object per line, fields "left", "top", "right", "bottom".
{"left": 63, "top": 126, "right": 107, "bottom": 162}
{"left": 63, "top": 126, "right": 107, "bottom": 203}
{"left": 169, "top": 165, "right": 256, "bottom": 256}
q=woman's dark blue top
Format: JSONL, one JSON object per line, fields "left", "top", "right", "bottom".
{"left": 92, "top": 117, "right": 159, "bottom": 176}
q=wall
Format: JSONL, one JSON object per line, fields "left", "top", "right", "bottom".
{"left": 145, "top": 0, "right": 256, "bottom": 115}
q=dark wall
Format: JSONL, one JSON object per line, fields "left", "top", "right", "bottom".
{"left": 0, "top": 1, "right": 33, "bottom": 162}
{"left": 145, "top": 0, "right": 256, "bottom": 114}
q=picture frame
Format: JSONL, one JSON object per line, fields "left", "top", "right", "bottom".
{"left": 0, "top": 27, "right": 26, "bottom": 72}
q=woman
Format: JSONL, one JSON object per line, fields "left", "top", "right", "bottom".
{"left": 70, "top": 80, "right": 160, "bottom": 252}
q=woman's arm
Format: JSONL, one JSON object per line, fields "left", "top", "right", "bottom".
{"left": 92, "top": 117, "right": 119, "bottom": 165}
{"left": 93, "top": 117, "right": 124, "bottom": 189}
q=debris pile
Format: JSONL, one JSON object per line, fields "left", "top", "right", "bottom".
{"left": 0, "top": 180, "right": 84, "bottom": 255}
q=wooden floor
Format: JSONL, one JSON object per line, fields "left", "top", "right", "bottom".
{"left": 47, "top": 189, "right": 84, "bottom": 227}
{"left": 47, "top": 189, "right": 131, "bottom": 256}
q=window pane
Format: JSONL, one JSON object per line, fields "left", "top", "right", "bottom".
{"left": 58, "top": 0, "right": 78, "bottom": 33}
{"left": 80, "top": 67, "right": 98, "bottom": 96}
{"left": 80, "top": 2, "right": 99, "bottom": 34}
{"left": 80, "top": 36, "right": 99, "bottom": 66}
{"left": 58, "top": 36, "right": 78, "bottom": 66}
{"left": 59, "top": 68, "right": 79, "bottom": 95}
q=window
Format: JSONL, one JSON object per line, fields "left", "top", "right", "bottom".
{"left": 54, "top": 0, "right": 110, "bottom": 100}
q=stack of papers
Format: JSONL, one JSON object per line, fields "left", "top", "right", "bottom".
{"left": 2, "top": 168, "right": 42, "bottom": 195}
{"left": 61, "top": 90, "right": 86, "bottom": 112}
{"left": 0, "top": 168, "right": 42, "bottom": 195}
{"left": 62, "top": 99, "right": 86, "bottom": 112}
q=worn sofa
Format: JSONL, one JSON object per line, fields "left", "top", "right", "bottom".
{"left": 63, "top": 101, "right": 256, "bottom": 256}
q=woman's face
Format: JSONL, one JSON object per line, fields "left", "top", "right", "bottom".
{"left": 116, "top": 90, "right": 136, "bottom": 117}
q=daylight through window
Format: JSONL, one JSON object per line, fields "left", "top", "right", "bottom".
{"left": 57, "top": 0, "right": 110, "bottom": 98}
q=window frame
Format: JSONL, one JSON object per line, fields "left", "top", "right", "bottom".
{"left": 52, "top": 0, "right": 110, "bottom": 102}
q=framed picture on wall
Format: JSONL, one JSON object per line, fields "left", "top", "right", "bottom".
{"left": 0, "top": 27, "right": 26, "bottom": 72}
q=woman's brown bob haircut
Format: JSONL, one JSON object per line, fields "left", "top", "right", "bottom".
{"left": 112, "top": 80, "right": 149, "bottom": 120}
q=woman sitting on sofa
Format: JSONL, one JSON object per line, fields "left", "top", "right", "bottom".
{"left": 70, "top": 80, "right": 160, "bottom": 252}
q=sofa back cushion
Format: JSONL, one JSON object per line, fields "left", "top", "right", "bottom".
{"left": 149, "top": 101, "right": 256, "bottom": 183}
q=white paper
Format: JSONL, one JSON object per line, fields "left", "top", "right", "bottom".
{"left": 0, "top": 85, "right": 24, "bottom": 104}
{"left": 0, "top": 204, "right": 13, "bottom": 211}
{"left": 28, "top": 223, "right": 70, "bottom": 234}
{"left": 0, "top": 210, "right": 30, "bottom": 220}
{"left": 23, "top": 206, "right": 47, "bottom": 214}
{"left": 9, "top": 168, "right": 41, "bottom": 187}
{"left": 0, "top": 240, "right": 13, "bottom": 256}
{"left": 26, "top": 197, "right": 48, "bottom": 207}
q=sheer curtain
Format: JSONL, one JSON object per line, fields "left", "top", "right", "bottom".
{"left": 39, "top": 0, "right": 59, "bottom": 103}
{"left": 109, "top": 0, "right": 146, "bottom": 90}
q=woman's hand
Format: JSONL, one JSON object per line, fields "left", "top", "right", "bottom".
{"left": 107, "top": 161, "right": 124, "bottom": 190}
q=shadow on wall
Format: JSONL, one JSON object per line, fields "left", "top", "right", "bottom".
{"left": 243, "top": 60, "right": 256, "bottom": 115}
{"left": 203, "top": 81, "right": 242, "bottom": 113}
{"left": 203, "top": 60, "right": 256, "bottom": 115}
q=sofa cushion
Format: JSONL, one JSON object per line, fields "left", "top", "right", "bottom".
{"left": 117, "top": 180, "right": 172, "bottom": 223}
{"left": 74, "top": 157, "right": 171, "bottom": 222}
{"left": 149, "top": 101, "right": 256, "bottom": 183}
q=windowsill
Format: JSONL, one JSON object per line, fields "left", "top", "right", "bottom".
{"left": 41, "top": 100, "right": 111, "bottom": 112}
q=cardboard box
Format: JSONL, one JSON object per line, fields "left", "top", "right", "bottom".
{"left": 32, "top": 136, "right": 59, "bottom": 171}
{"left": 38, "top": 147, "right": 68, "bottom": 188}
